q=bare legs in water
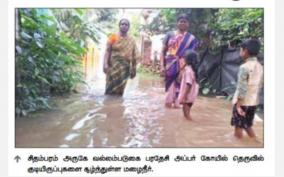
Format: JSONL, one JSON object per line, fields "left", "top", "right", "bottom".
{"left": 182, "top": 103, "right": 193, "bottom": 120}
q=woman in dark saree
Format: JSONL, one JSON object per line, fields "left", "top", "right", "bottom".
{"left": 160, "top": 14, "right": 198, "bottom": 108}
{"left": 103, "top": 19, "right": 140, "bottom": 95}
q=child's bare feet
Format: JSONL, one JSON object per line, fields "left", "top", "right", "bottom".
{"left": 185, "top": 115, "right": 193, "bottom": 121}
{"left": 165, "top": 103, "right": 172, "bottom": 108}
{"left": 173, "top": 105, "right": 181, "bottom": 109}
{"left": 250, "top": 136, "right": 261, "bottom": 143}
{"left": 173, "top": 101, "right": 181, "bottom": 109}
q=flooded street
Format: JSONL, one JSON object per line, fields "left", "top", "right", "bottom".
{"left": 15, "top": 33, "right": 263, "bottom": 148}
{"left": 15, "top": 72, "right": 263, "bottom": 148}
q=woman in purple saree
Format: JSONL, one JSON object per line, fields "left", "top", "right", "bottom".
{"left": 160, "top": 14, "right": 198, "bottom": 108}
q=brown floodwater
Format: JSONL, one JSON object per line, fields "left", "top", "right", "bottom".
{"left": 15, "top": 73, "right": 264, "bottom": 148}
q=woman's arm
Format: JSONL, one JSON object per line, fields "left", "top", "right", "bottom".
{"left": 103, "top": 43, "right": 111, "bottom": 74}
{"left": 130, "top": 59, "right": 136, "bottom": 79}
{"left": 160, "top": 44, "right": 168, "bottom": 76}
{"left": 235, "top": 66, "right": 249, "bottom": 116}
{"left": 130, "top": 43, "right": 139, "bottom": 79}
{"left": 160, "top": 32, "right": 172, "bottom": 76}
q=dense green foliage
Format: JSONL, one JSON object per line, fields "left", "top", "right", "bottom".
{"left": 149, "top": 8, "right": 264, "bottom": 51}
{"left": 16, "top": 9, "right": 85, "bottom": 116}
{"left": 52, "top": 9, "right": 118, "bottom": 45}
{"left": 15, "top": 9, "right": 118, "bottom": 117}
{"left": 209, "top": 9, "right": 264, "bottom": 50}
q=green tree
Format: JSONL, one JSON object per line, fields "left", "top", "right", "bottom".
{"left": 149, "top": 8, "right": 263, "bottom": 51}
{"left": 209, "top": 9, "right": 264, "bottom": 50}
{"left": 16, "top": 9, "right": 119, "bottom": 117}
{"left": 16, "top": 9, "right": 84, "bottom": 117}
{"left": 129, "top": 14, "right": 142, "bottom": 39}
{"left": 52, "top": 9, "right": 118, "bottom": 46}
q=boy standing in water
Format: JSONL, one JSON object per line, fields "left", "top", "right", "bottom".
{"left": 231, "top": 39, "right": 263, "bottom": 139}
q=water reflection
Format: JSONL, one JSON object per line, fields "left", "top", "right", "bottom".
{"left": 15, "top": 74, "right": 264, "bottom": 148}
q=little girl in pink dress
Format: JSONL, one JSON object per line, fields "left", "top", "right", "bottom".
{"left": 178, "top": 50, "right": 199, "bottom": 120}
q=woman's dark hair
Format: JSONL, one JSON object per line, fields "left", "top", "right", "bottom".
{"left": 240, "top": 39, "right": 261, "bottom": 56}
{"left": 177, "top": 13, "right": 190, "bottom": 22}
{"left": 183, "top": 50, "right": 199, "bottom": 79}
{"left": 119, "top": 18, "right": 130, "bottom": 26}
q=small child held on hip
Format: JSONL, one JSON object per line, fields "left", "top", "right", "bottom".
{"left": 178, "top": 50, "right": 199, "bottom": 121}
{"left": 231, "top": 39, "right": 263, "bottom": 139}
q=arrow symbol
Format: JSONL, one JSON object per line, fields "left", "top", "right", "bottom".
{"left": 14, "top": 155, "right": 21, "bottom": 163}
